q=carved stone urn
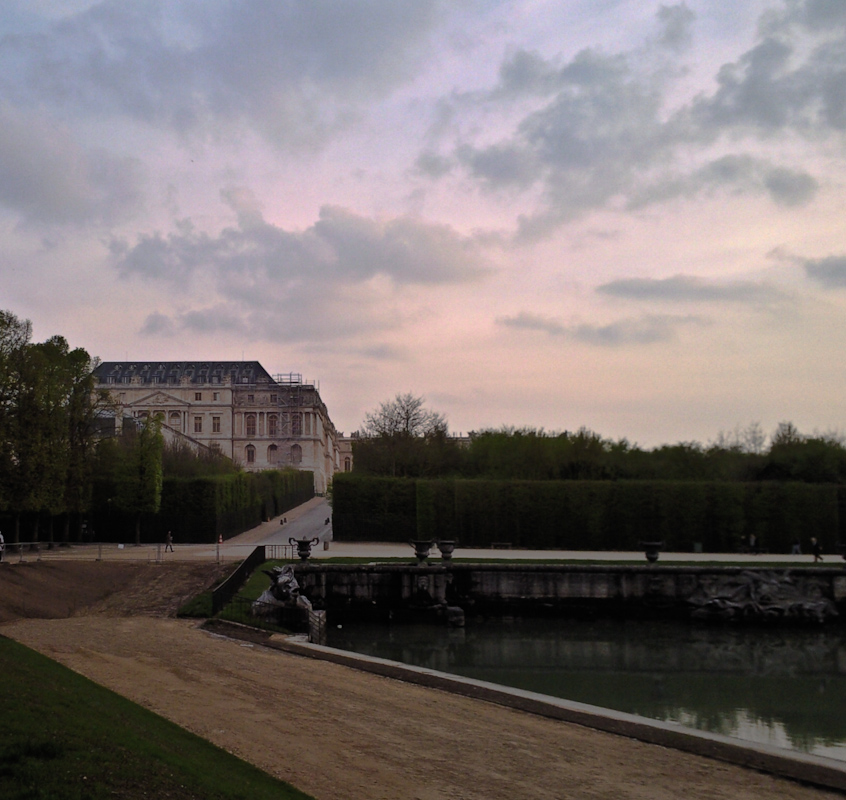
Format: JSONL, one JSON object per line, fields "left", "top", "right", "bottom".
{"left": 290, "top": 536, "right": 320, "bottom": 561}
{"left": 409, "top": 539, "right": 435, "bottom": 565}
{"left": 437, "top": 540, "right": 457, "bottom": 561}
{"left": 639, "top": 540, "right": 664, "bottom": 564}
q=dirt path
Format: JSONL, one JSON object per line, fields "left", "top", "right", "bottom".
{"left": 1, "top": 562, "right": 843, "bottom": 800}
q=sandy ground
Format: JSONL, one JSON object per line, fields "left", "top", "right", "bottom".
{"left": 1, "top": 560, "right": 844, "bottom": 800}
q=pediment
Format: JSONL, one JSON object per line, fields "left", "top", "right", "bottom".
{"left": 128, "top": 391, "right": 189, "bottom": 407}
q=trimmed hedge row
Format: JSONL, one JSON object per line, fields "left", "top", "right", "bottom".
{"left": 91, "top": 469, "right": 314, "bottom": 544}
{"left": 333, "top": 475, "right": 843, "bottom": 553}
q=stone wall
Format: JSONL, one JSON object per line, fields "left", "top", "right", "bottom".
{"left": 294, "top": 563, "right": 846, "bottom": 623}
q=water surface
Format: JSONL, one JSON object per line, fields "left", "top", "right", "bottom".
{"left": 327, "top": 618, "right": 846, "bottom": 761}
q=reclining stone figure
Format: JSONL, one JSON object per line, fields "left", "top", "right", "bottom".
{"left": 251, "top": 564, "right": 312, "bottom": 617}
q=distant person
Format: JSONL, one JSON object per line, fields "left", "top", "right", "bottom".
{"left": 165, "top": 531, "right": 174, "bottom": 553}
{"left": 748, "top": 533, "right": 757, "bottom": 555}
{"left": 791, "top": 538, "right": 802, "bottom": 555}
{"left": 811, "top": 537, "right": 823, "bottom": 562}
{"left": 0, "top": 530, "right": 4, "bottom": 562}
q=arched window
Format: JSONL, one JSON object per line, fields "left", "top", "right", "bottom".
{"left": 268, "top": 444, "right": 278, "bottom": 464}
{"left": 268, "top": 414, "right": 278, "bottom": 437}
{"left": 292, "top": 413, "right": 302, "bottom": 436}
{"left": 245, "top": 445, "right": 255, "bottom": 464}
{"left": 344, "top": 457, "right": 351, "bottom": 472}
{"left": 291, "top": 444, "right": 302, "bottom": 465}
{"left": 245, "top": 414, "right": 256, "bottom": 437}
{"left": 169, "top": 411, "right": 181, "bottom": 429}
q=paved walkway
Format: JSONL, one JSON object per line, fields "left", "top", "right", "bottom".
{"left": 6, "top": 496, "right": 839, "bottom": 566}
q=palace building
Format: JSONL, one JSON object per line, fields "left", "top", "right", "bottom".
{"left": 92, "top": 361, "right": 350, "bottom": 493}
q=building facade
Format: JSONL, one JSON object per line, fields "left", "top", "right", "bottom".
{"left": 92, "top": 361, "right": 345, "bottom": 492}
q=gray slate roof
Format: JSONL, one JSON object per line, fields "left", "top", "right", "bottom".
{"left": 93, "top": 361, "right": 276, "bottom": 386}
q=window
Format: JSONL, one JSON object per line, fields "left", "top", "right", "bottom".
{"left": 268, "top": 414, "right": 278, "bottom": 436}
{"left": 169, "top": 411, "right": 181, "bottom": 428}
{"left": 212, "top": 416, "right": 221, "bottom": 433}
{"left": 245, "top": 414, "right": 256, "bottom": 437}
{"left": 210, "top": 442, "right": 221, "bottom": 453}
{"left": 344, "top": 457, "right": 351, "bottom": 472}
{"left": 245, "top": 445, "right": 255, "bottom": 463}
{"left": 291, "top": 443, "right": 302, "bottom": 465}
{"left": 268, "top": 444, "right": 278, "bottom": 464}
{"left": 195, "top": 392, "right": 202, "bottom": 401}
{"left": 247, "top": 394, "right": 254, "bottom": 403}
{"left": 270, "top": 393, "right": 277, "bottom": 403}
{"left": 194, "top": 416, "right": 203, "bottom": 433}
{"left": 213, "top": 392, "right": 219, "bottom": 401}
{"left": 292, "top": 413, "right": 302, "bottom": 436}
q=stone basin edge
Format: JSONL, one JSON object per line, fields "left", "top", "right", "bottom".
{"left": 247, "top": 625, "right": 846, "bottom": 795}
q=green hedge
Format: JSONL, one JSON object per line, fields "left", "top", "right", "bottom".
{"left": 332, "top": 475, "right": 842, "bottom": 553}
{"left": 91, "top": 469, "right": 314, "bottom": 544}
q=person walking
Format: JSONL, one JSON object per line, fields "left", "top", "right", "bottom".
{"left": 165, "top": 531, "right": 174, "bottom": 553}
{"left": 811, "top": 536, "right": 823, "bottom": 562}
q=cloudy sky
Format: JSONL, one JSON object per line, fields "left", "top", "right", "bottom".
{"left": 2, "top": 0, "right": 845, "bottom": 445}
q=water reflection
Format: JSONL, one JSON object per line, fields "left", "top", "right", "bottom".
{"left": 327, "top": 618, "right": 846, "bottom": 760}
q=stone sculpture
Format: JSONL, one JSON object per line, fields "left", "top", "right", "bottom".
{"left": 252, "top": 564, "right": 312, "bottom": 617}
{"left": 687, "top": 570, "right": 837, "bottom": 622}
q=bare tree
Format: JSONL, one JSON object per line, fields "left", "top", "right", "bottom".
{"left": 363, "top": 393, "right": 447, "bottom": 438}
{"left": 712, "top": 421, "right": 767, "bottom": 454}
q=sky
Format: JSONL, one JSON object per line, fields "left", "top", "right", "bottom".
{"left": 1, "top": 0, "right": 845, "bottom": 446}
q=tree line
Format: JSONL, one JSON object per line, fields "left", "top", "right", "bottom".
{"left": 0, "top": 309, "right": 243, "bottom": 547}
{"left": 353, "top": 395, "right": 846, "bottom": 485}
{"left": 0, "top": 310, "right": 103, "bottom": 545}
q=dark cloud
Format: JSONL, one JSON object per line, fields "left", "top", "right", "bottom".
{"left": 570, "top": 315, "right": 697, "bottom": 346}
{"left": 497, "top": 311, "right": 702, "bottom": 346}
{"left": 414, "top": 150, "right": 454, "bottom": 178}
{"left": 597, "top": 274, "right": 790, "bottom": 305}
{"left": 0, "top": 105, "right": 142, "bottom": 225}
{"left": 357, "top": 343, "right": 405, "bottom": 360}
{"left": 139, "top": 312, "right": 175, "bottom": 336}
{"left": 497, "top": 311, "right": 566, "bottom": 336}
{"left": 626, "top": 155, "right": 818, "bottom": 208}
{"left": 118, "top": 202, "right": 487, "bottom": 342}
{"left": 803, "top": 255, "right": 846, "bottom": 288}
{"left": 657, "top": 4, "right": 695, "bottom": 51}
{"left": 422, "top": 0, "right": 837, "bottom": 237}
{"left": 0, "top": 0, "right": 445, "bottom": 147}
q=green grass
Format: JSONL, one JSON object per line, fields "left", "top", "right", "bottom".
{"left": 176, "top": 590, "right": 214, "bottom": 617}
{"left": 0, "top": 636, "right": 314, "bottom": 800}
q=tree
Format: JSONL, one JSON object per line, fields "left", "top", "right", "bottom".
{"left": 363, "top": 393, "right": 447, "bottom": 438}
{"left": 0, "top": 316, "right": 104, "bottom": 547}
{"left": 113, "top": 414, "right": 164, "bottom": 545}
{"left": 356, "top": 393, "right": 457, "bottom": 477}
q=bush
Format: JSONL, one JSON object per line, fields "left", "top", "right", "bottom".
{"left": 333, "top": 475, "right": 841, "bottom": 553}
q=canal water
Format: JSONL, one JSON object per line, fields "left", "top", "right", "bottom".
{"left": 327, "top": 618, "right": 846, "bottom": 761}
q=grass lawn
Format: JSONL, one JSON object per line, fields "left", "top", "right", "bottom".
{"left": 0, "top": 636, "right": 314, "bottom": 800}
